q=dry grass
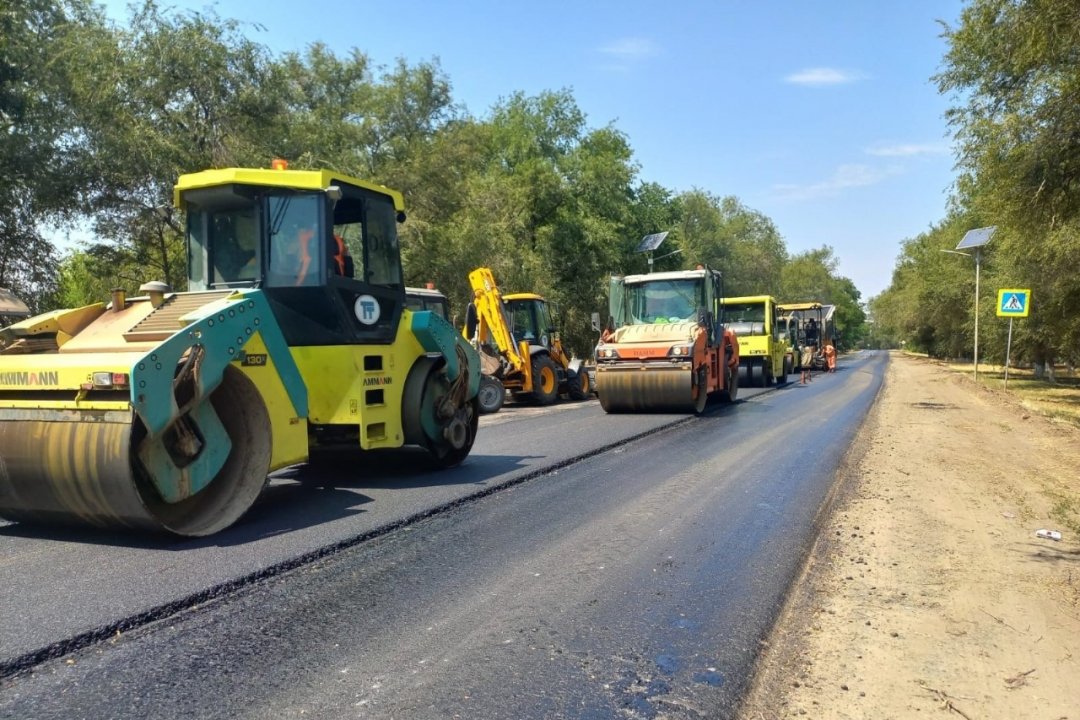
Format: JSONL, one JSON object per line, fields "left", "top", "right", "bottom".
{"left": 939, "top": 360, "right": 1080, "bottom": 427}
{"left": 932, "top": 356, "right": 1080, "bottom": 535}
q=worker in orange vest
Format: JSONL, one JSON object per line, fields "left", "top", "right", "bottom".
{"left": 824, "top": 342, "right": 837, "bottom": 373}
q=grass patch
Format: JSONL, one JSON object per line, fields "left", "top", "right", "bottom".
{"left": 940, "top": 361, "right": 1080, "bottom": 427}
{"left": 1046, "top": 491, "right": 1080, "bottom": 537}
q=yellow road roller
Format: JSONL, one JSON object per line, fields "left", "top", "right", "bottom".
{"left": 0, "top": 165, "right": 480, "bottom": 536}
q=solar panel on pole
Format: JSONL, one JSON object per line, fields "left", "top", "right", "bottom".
{"left": 956, "top": 226, "right": 996, "bottom": 250}
{"left": 635, "top": 232, "right": 669, "bottom": 253}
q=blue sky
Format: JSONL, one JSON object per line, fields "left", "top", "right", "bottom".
{"left": 104, "top": 0, "right": 966, "bottom": 300}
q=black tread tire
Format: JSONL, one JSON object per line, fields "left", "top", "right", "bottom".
{"left": 530, "top": 355, "right": 560, "bottom": 406}
{"left": 720, "top": 365, "right": 739, "bottom": 403}
{"left": 477, "top": 375, "right": 505, "bottom": 414}
{"left": 567, "top": 368, "right": 590, "bottom": 401}
{"left": 427, "top": 397, "right": 479, "bottom": 468}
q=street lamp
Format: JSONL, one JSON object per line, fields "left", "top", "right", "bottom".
{"left": 941, "top": 226, "right": 996, "bottom": 382}
{"left": 636, "top": 231, "right": 681, "bottom": 273}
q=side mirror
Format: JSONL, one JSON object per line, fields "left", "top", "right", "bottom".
{"left": 590, "top": 312, "right": 601, "bottom": 332}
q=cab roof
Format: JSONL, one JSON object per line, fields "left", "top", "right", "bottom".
{"left": 777, "top": 301, "right": 823, "bottom": 312}
{"left": 720, "top": 295, "right": 775, "bottom": 305}
{"left": 173, "top": 167, "right": 405, "bottom": 211}
{"left": 503, "top": 292, "right": 545, "bottom": 302}
{"left": 621, "top": 269, "right": 715, "bottom": 285}
{"left": 0, "top": 288, "right": 29, "bottom": 317}
{"left": 405, "top": 287, "right": 447, "bottom": 300}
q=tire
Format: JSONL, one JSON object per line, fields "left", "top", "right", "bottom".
{"left": 693, "top": 366, "right": 708, "bottom": 414}
{"left": 754, "top": 359, "right": 767, "bottom": 387}
{"left": 764, "top": 359, "right": 775, "bottom": 387}
{"left": 402, "top": 358, "right": 478, "bottom": 469}
{"left": 477, "top": 375, "right": 505, "bottom": 414}
{"left": 567, "top": 368, "right": 591, "bottom": 401}
{"left": 720, "top": 365, "right": 739, "bottom": 403}
{"left": 782, "top": 356, "right": 792, "bottom": 383}
{"left": 529, "top": 354, "right": 560, "bottom": 406}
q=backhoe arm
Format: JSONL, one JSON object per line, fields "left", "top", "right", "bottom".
{"left": 467, "top": 267, "right": 527, "bottom": 373}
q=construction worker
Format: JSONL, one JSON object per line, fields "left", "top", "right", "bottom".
{"left": 331, "top": 234, "right": 354, "bottom": 277}
{"left": 824, "top": 342, "right": 837, "bottom": 373}
{"left": 271, "top": 218, "right": 315, "bottom": 286}
{"left": 800, "top": 345, "right": 814, "bottom": 384}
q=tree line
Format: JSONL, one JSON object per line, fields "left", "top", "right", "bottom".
{"left": 2, "top": 0, "right": 866, "bottom": 355}
{"left": 870, "top": 0, "right": 1080, "bottom": 378}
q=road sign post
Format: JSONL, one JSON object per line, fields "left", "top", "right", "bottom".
{"left": 996, "top": 288, "right": 1031, "bottom": 390}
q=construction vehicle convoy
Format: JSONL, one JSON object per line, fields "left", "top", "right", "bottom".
{"left": 596, "top": 267, "right": 739, "bottom": 413}
{"left": 464, "top": 267, "right": 590, "bottom": 413}
{"left": 0, "top": 164, "right": 481, "bottom": 536}
{"left": 720, "top": 295, "right": 788, "bottom": 386}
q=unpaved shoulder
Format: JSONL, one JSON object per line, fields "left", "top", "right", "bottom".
{"left": 740, "top": 352, "right": 1080, "bottom": 720}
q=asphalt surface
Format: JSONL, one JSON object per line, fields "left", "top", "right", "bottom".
{"left": 0, "top": 380, "right": 751, "bottom": 662}
{"left": 1, "top": 352, "right": 885, "bottom": 718}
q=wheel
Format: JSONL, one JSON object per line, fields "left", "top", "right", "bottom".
{"left": 720, "top": 364, "right": 739, "bottom": 403}
{"left": 529, "top": 354, "right": 560, "bottom": 406}
{"left": 764, "top": 359, "right": 775, "bottom": 387}
{"left": 477, "top": 375, "right": 505, "bottom": 414}
{"left": 402, "top": 358, "right": 479, "bottom": 468}
{"left": 567, "top": 367, "right": 591, "bottom": 401}
{"left": 693, "top": 366, "right": 708, "bottom": 414}
{"left": 782, "top": 356, "right": 792, "bottom": 383}
{"left": 426, "top": 397, "right": 479, "bottom": 468}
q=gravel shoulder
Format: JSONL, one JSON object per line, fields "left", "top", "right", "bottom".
{"left": 740, "top": 352, "right": 1080, "bottom": 719}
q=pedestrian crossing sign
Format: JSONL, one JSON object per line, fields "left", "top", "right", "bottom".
{"left": 996, "top": 289, "right": 1030, "bottom": 317}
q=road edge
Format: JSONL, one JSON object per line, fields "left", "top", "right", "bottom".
{"left": 736, "top": 352, "right": 891, "bottom": 719}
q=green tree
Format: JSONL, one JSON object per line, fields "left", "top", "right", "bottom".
{"left": 937, "top": 0, "right": 1080, "bottom": 374}
{"left": 674, "top": 190, "right": 787, "bottom": 296}
{"left": 780, "top": 247, "right": 866, "bottom": 350}
{"left": 0, "top": 0, "right": 101, "bottom": 309}
{"left": 62, "top": 1, "right": 284, "bottom": 291}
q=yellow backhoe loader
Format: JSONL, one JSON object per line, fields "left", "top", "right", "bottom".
{"left": 463, "top": 267, "right": 590, "bottom": 413}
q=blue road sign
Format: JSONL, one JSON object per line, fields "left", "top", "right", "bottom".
{"left": 996, "top": 288, "right": 1030, "bottom": 318}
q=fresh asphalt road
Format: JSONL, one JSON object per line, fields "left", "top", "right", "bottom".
{"left": 1, "top": 352, "right": 885, "bottom": 718}
{"left": 1, "top": 372, "right": 771, "bottom": 663}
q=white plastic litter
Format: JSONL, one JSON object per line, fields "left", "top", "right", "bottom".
{"left": 1035, "top": 529, "right": 1062, "bottom": 541}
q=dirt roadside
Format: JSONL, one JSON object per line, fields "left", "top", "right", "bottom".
{"left": 739, "top": 352, "right": 1080, "bottom": 720}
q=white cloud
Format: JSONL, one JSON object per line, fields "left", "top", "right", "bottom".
{"left": 773, "top": 164, "right": 898, "bottom": 201}
{"left": 784, "top": 67, "right": 862, "bottom": 86}
{"left": 864, "top": 142, "right": 948, "bottom": 157}
{"left": 598, "top": 37, "right": 659, "bottom": 60}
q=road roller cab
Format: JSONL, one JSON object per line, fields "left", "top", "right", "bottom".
{"left": 720, "top": 295, "right": 788, "bottom": 387}
{"left": 0, "top": 165, "right": 480, "bottom": 536}
{"left": 596, "top": 267, "right": 739, "bottom": 413}
{"left": 405, "top": 286, "right": 450, "bottom": 322}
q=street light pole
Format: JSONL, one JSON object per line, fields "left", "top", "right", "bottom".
{"left": 944, "top": 227, "right": 995, "bottom": 383}
{"left": 973, "top": 248, "right": 981, "bottom": 382}
{"left": 940, "top": 248, "right": 981, "bottom": 382}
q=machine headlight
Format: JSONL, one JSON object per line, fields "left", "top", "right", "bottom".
{"left": 89, "top": 371, "right": 130, "bottom": 389}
